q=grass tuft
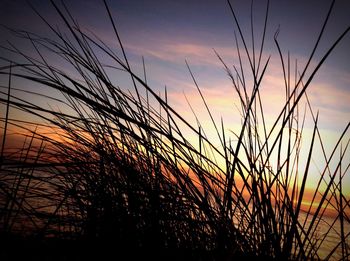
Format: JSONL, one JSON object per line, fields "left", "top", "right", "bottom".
{"left": 0, "top": 0, "right": 349, "bottom": 260}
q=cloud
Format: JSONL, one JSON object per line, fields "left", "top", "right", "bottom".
{"left": 126, "top": 40, "right": 235, "bottom": 68}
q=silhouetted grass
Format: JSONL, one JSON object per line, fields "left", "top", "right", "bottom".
{"left": 0, "top": 0, "right": 349, "bottom": 260}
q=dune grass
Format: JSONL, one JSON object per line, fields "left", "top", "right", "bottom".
{"left": 0, "top": 0, "right": 349, "bottom": 260}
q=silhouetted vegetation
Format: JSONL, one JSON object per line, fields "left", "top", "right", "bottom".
{"left": 0, "top": 0, "right": 349, "bottom": 260}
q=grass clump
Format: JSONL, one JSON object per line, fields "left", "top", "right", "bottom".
{"left": 0, "top": 0, "right": 349, "bottom": 260}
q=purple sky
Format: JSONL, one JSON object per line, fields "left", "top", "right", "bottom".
{"left": 1, "top": 0, "right": 349, "bottom": 116}
{"left": 1, "top": 0, "right": 350, "bottom": 191}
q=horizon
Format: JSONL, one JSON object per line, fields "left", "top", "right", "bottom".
{"left": 0, "top": 1, "right": 349, "bottom": 260}
{"left": 1, "top": 0, "right": 349, "bottom": 193}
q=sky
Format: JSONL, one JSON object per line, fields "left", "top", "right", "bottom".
{"left": 0, "top": 0, "right": 350, "bottom": 193}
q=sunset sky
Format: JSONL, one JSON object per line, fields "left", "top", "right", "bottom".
{"left": 1, "top": 0, "right": 349, "bottom": 193}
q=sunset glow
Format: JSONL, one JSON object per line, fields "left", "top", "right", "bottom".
{"left": 0, "top": 0, "right": 349, "bottom": 260}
